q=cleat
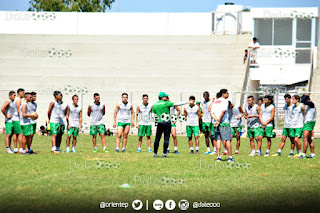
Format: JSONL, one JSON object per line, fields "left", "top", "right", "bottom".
{"left": 71, "top": 150, "right": 76, "bottom": 153}
{"left": 162, "top": 154, "right": 167, "bottom": 158}
{"left": 216, "top": 157, "right": 222, "bottom": 162}
{"left": 51, "top": 150, "right": 60, "bottom": 154}
{"left": 210, "top": 151, "right": 217, "bottom": 155}
{"left": 235, "top": 151, "right": 239, "bottom": 155}
{"left": 196, "top": 151, "right": 199, "bottom": 154}
{"left": 293, "top": 153, "right": 302, "bottom": 158}
{"left": 166, "top": 150, "right": 170, "bottom": 154}
{"left": 272, "top": 152, "right": 281, "bottom": 157}
{"left": 7, "top": 149, "right": 14, "bottom": 154}
{"left": 103, "top": 149, "right": 109, "bottom": 153}
{"left": 264, "top": 152, "right": 270, "bottom": 157}
{"left": 189, "top": 150, "right": 194, "bottom": 154}
{"left": 115, "top": 149, "right": 119, "bottom": 153}
{"left": 288, "top": 153, "right": 294, "bottom": 157}
{"left": 228, "top": 157, "right": 235, "bottom": 162}
{"left": 298, "top": 155, "right": 306, "bottom": 159}
{"left": 137, "top": 149, "right": 141, "bottom": 153}
{"left": 174, "top": 150, "right": 179, "bottom": 154}
{"left": 122, "top": 149, "right": 126, "bottom": 153}
{"left": 249, "top": 152, "right": 255, "bottom": 156}
{"left": 307, "top": 155, "right": 316, "bottom": 159}
{"left": 153, "top": 153, "right": 157, "bottom": 158}
{"left": 93, "top": 149, "right": 98, "bottom": 153}
{"left": 223, "top": 151, "right": 228, "bottom": 155}
{"left": 66, "top": 150, "right": 70, "bottom": 153}
{"left": 148, "top": 148, "right": 152, "bottom": 153}
{"left": 203, "top": 151, "right": 211, "bottom": 155}
{"left": 14, "top": 151, "right": 18, "bottom": 154}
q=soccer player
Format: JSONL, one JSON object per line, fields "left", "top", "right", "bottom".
{"left": 152, "top": 92, "right": 190, "bottom": 157}
{"left": 167, "top": 97, "right": 181, "bottom": 154}
{"left": 136, "top": 94, "right": 152, "bottom": 153}
{"left": 202, "top": 91, "right": 214, "bottom": 155}
{"left": 88, "top": 93, "right": 107, "bottom": 153}
{"left": 300, "top": 94, "right": 316, "bottom": 159}
{"left": 291, "top": 95, "right": 304, "bottom": 157}
{"left": 210, "top": 89, "right": 234, "bottom": 162}
{"left": 66, "top": 95, "right": 82, "bottom": 153}
{"left": 245, "top": 96, "right": 264, "bottom": 156}
{"left": 28, "top": 91, "right": 37, "bottom": 153}
{"left": 184, "top": 96, "right": 201, "bottom": 154}
{"left": 196, "top": 101, "right": 204, "bottom": 136}
{"left": 261, "top": 95, "right": 275, "bottom": 156}
{"left": 229, "top": 102, "right": 244, "bottom": 155}
{"left": 48, "top": 91, "right": 64, "bottom": 153}
{"left": 257, "top": 98, "right": 263, "bottom": 107}
{"left": 20, "top": 93, "right": 38, "bottom": 154}
{"left": 1, "top": 91, "right": 16, "bottom": 153}
{"left": 12, "top": 88, "right": 25, "bottom": 153}
{"left": 113, "top": 93, "right": 135, "bottom": 152}
{"left": 272, "top": 94, "right": 296, "bottom": 157}
{"left": 56, "top": 95, "right": 68, "bottom": 152}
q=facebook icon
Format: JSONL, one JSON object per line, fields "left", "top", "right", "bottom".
{"left": 165, "top": 200, "right": 176, "bottom": 210}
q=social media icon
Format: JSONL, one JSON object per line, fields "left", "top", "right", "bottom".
{"left": 100, "top": 202, "right": 106, "bottom": 209}
{"left": 165, "top": 200, "right": 176, "bottom": 210}
{"left": 153, "top": 199, "right": 164, "bottom": 210}
{"left": 193, "top": 202, "right": 199, "bottom": 208}
{"left": 178, "top": 199, "right": 189, "bottom": 211}
{"left": 132, "top": 200, "right": 143, "bottom": 210}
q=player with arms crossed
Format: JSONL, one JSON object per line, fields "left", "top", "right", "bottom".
{"left": 88, "top": 93, "right": 107, "bottom": 153}
{"left": 272, "top": 94, "right": 296, "bottom": 157}
{"left": 66, "top": 95, "right": 82, "bottom": 153}
{"left": 136, "top": 94, "right": 152, "bottom": 153}
{"left": 184, "top": 96, "right": 201, "bottom": 154}
{"left": 260, "top": 95, "right": 275, "bottom": 156}
{"left": 113, "top": 93, "right": 135, "bottom": 152}
{"left": 245, "top": 96, "right": 264, "bottom": 156}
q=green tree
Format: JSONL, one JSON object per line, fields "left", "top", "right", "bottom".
{"left": 28, "top": 0, "right": 115, "bottom": 12}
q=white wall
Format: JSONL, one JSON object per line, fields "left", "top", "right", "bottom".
{"left": 0, "top": 11, "right": 212, "bottom": 35}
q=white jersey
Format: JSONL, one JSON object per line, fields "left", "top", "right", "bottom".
{"left": 202, "top": 99, "right": 212, "bottom": 123}
{"left": 230, "top": 105, "right": 242, "bottom": 127}
{"left": 186, "top": 105, "right": 199, "bottom": 126}
{"left": 5, "top": 99, "right": 15, "bottom": 123}
{"left": 117, "top": 102, "right": 132, "bottom": 123}
{"left": 138, "top": 103, "right": 152, "bottom": 125}
{"left": 12, "top": 97, "right": 21, "bottom": 121}
{"left": 69, "top": 104, "right": 82, "bottom": 128}
{"left": 247, "top": 104, "right": 261, "bottom": 128}
{"left": 90, "top": 102, "right": 104, "bottom": 126}
{"left": 20, "top": 101, "right": 32, "bottom": 125}
{"left": 29, "top": 102, "right": 37, "bottom": 124}
{"left": 291, "top": 103, "right": 304, "bottom": 128}
{"left": 211, "top": 98, "right": 229, "bottom": 124}
{"left": 304, "top": 105, "right": 317, "bottom": 123}
{"left": 284, "top": 103, "right": 294, "bottom": 128}
{"left": 261, "top": 104, "right": 274, "bottom": 127}
{"left": 49, "top": 100, "right": 63, "bottom": 123}
{"left": 60, "top": 102, "right": 68, "bottom": 125}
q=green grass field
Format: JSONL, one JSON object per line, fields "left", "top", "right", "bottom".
{"left": 0, "top": 134, "right": 319, "bottom": 212}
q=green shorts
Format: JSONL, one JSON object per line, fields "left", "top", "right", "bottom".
{"left": 118, "top": 122, "right": 130, "bottom": 128}
{"left": 282, "top": 128, "right": 294, "bottom": 138}
{"left": 12, "top": 120, "right": 22, "bottom": 134}
{"left": 303, "top": 121, "right": 316, "bottom": 132}
{"left": 5, "top": 122, "right": 13, "bottom": 135}
{"left": 31, "top": 123, "right": 37, "bottom": 134}
{"left": 68, "top": 127, "right": 79, "bottom": 137}
{"left": 263, "top": 126, "right": 274, "bottom": 138}
{"left": 202, "top": 122, "right": 212, "bottom": 132}
{"left": 90, "top": 124, "right": 105, "bottom": 135}
{"left": 231, "top": 126, "right": 242, "bottom": 136}
{"left": 138, "top": 125, "right": 152, "bottom": 137}
{"left": 186, "top": 126, "right": 200, "bottom": 137}
{"left": 21, "top": 124, "right": 32, "bottom": 136}
{"left": 247, "top": 127, "right": 264, "bottom": 138}
{"left": 293, "top": 128, "right": 303, "bottom": 138}
{"left": 50, "top": 123, "right": 65, "bottom": 135}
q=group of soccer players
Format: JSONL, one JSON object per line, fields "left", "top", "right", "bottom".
{"left": 1, "top": 88, "right": 317, "bottom": 160}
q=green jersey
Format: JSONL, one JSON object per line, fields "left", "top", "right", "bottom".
{"left": 152, "top": 100, "right": 174, "bottom": 122}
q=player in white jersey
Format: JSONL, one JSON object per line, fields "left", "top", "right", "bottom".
{"left": 245, "top": 96, "right": 264, "bottom": 156}
{"left": 272, "top": 94, "right": 296, "bottom": 157}
{"left": 88, "top": 93, "right": 107, "bottom": 153}
{"left": 300, "top": 94, "right": 316, "bottom": 159}
{"left": 136, "top": 94, "right": 152, "bottom": 153}
{"left": 290, "top": 95, "right": 305, "bottom": 157}
{"left": 229, "top": 102, "right": 244, "bottom": 155}
{"left": 12, "top": 88, "right": 25, "bottom": 153}
{"left": 202, "top": 91, "right": 215, "bottom": 154}
{"left": 184, "top": 96, "right": 201, "bottom": 154}
{"left": 48, "top": 91, "right": 64, "bottom": 153}
{"left": 66, "top": 95, "right": 82, "bottom": 153}
{"left": 166, "top": 97, "right": 181, "bottom": 154}
{"left": 27, "top": 91, "right": 38, "bottom": 154}
{"left": 1, "top": 91, "right": 16, "bottom": 153}
{"left": 55, "top": 95, "right": 68, "bottom": 152}
{"left": 20, "top": 93, "right": 38, "bottom": 154}
{"left": 261, "top": 95, "right": 275, "bottom": 156}
{"left": 113, "top": 93, "right": 135, "bottom": 152}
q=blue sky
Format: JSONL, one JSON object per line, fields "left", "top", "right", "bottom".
{"left": 0, "top": 0, "right": 319, "bottom": 12}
